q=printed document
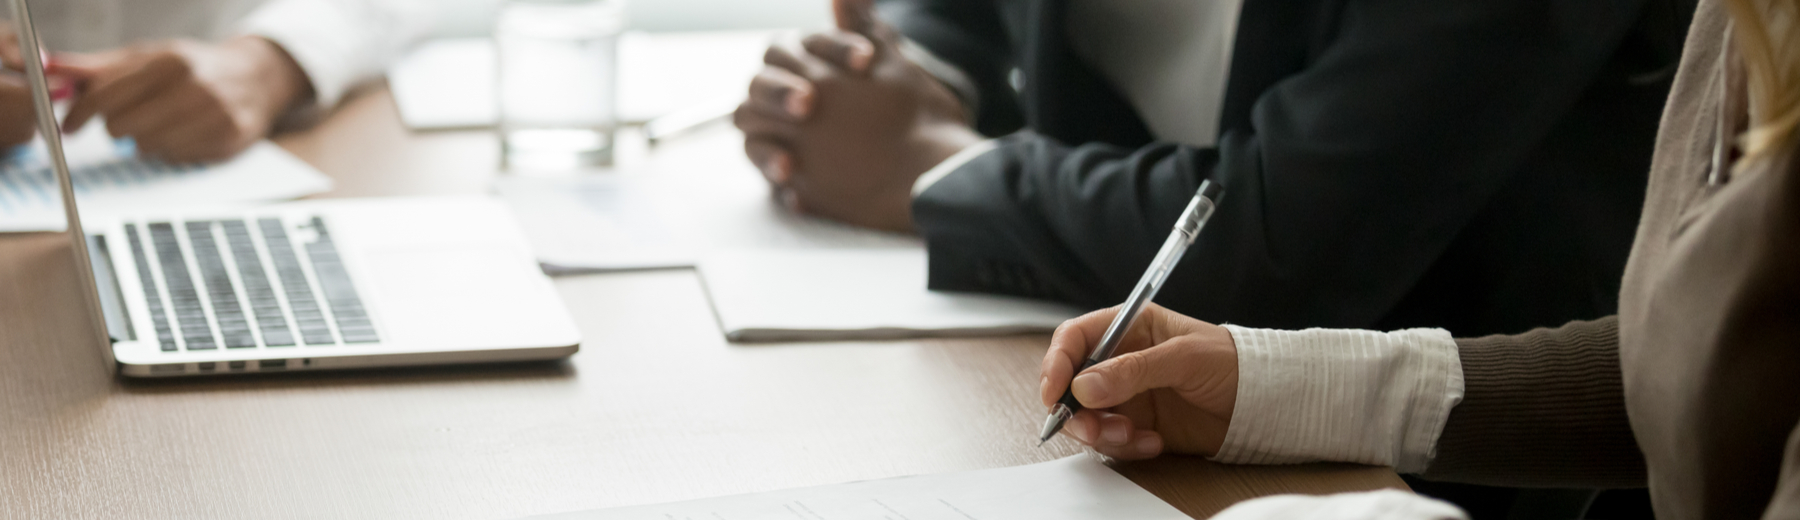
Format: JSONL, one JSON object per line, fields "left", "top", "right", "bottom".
{"left": 529, "top": 455, "right": 1190, "bottom": 520}
{"left": 0, "top": 123, "right": 331, "bottom": 232}
{"left": 699, "top": 248, "right": 1082, "bottom": 341}
{"left": 495, "top": 172, "right": 918, "bottom": 273}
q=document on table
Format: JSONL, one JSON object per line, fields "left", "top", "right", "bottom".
{"left": 699, "top": 248, "right": 1082, "bottom": 342}
{"left": 530, "top": 455, "right": 1189, "bottom": 520}
{"left": 0, "top": 123, "right": 331, "bottom": 232}
{"left": 494, "top": 172, "right": 919, "bottom": 273}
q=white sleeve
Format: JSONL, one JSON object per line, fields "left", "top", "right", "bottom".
{"left": 1210, "top": 490, "right": 1468, "bottom": 520}
{"left": 911, "top": 138, "right": 997, "bottom": 197}
{"left": 238, "top": 0, "right": 441, "bottom": 108}
{"left": 1210, "top": 325, "right": 1464, "bottom": 473}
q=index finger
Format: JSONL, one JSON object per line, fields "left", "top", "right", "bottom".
{"left": 62, "top": 53, "right": 184, "bottom": 133}
{"left": 0, "top": 36, "right": 20, "bottom": 71}
{"left": 1041, "top": 306, "right": 1121, "bottom": 407}
{"left": 801, "top": 31, "right": 874, "bottom": 74}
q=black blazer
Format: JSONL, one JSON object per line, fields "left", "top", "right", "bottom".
{"left": 889, "top": 0, "right": 1695, "bottom": 336}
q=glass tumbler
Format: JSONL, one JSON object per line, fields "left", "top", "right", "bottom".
{"left": 496, "top": 0, "right": 626, "bottom": 171}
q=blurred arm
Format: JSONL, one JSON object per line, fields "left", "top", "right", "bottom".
{"left": 1209, "top": 318, "right": 1642, "bottom": 488}
{"left": 911, "top": 0, "right": 1650, "bottom": 326}
{"left": 240, "top": 0, "right": 498, "bottom": 109}
{"left": 875, "top": 0, "right": 1019, "bottom": 136}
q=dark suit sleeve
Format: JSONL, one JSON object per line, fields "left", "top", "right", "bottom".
{"left": 912, "top": 0, "right": 1647, "bottom": 327}
{"left": 875, "top": 0, "right": 1024, "bottom": 136}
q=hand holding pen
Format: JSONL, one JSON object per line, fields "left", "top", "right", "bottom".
{"left": 1035, "top": 181, "right": 1242, "bottom": 460}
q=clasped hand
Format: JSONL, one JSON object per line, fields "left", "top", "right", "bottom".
{"left": 1040, "top": 303, "right": 1240, "bottom": 460}
{"left": 734, "top": 0, "right": 983, "bottom": 234}
{"left": 0, "top": 29, "right": 308, "bottom": 163}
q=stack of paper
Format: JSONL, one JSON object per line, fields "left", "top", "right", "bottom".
{"left": 497, "top": 172, "right": 1081, "bottom": 341}
{"left": 529, "top": 455, "right": 1189, "bottom": 519}
{"left": 494, "top": 172, "right": 918, "bottom": 273}
{"left": 699, "top": 249, "right": 1082, "bottom": 342}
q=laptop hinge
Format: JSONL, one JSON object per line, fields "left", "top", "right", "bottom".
{"left": 86, "top": 234, "right": 135, "bottom": 344}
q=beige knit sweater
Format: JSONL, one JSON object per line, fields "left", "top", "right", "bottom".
{"left": 1418, "top": 0, "right": 1800, "bottom": 518}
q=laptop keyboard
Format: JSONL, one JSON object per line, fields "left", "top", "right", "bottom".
{"left": 259, "top": 218, "right": 337, "bottom": 345}
{"left": 125, "top": 217, "right": 379, "bottom": 352}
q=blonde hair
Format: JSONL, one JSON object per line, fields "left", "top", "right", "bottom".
{"left": 1725, "top": 0, "right": 1800, "bottom": 165}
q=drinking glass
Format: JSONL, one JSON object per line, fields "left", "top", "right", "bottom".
{"left": 496, "top": 0, "right": 626, "bottom": 171}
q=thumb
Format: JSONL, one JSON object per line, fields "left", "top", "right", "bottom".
{"left": 0, "top": 42, "right": 20, "bottom": 72}
{"left": 832, "top": 0, "right": 877, "bottom": 35}
{"left": 1069, "top": 343, "right": 1193, "bottom": 409}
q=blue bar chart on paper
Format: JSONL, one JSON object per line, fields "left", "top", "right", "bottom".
{"left": 0, "top": 124, "right": 331, "bottom": 232}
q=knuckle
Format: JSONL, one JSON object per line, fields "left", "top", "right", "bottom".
{"left": 750, "top": 75, "right": 789, "bottom": 99}
{"left": 152, "top": 53, "right": 192, "bottom": 76}
{"left": 732, "top": 104, "right": 751, "bottom": 127}
{"left": 743, "top": 140, "right": 772, "bottom": 161}
{"left": 761, "top": 45, "right": 789, "bottom": 65}
{"left": 1107, "top": 354, "right": 1148, "bottom": 383}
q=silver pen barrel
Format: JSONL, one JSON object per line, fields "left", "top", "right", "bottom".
{"left": 1037, "top": 180, "right": 1223, "bottom": 445}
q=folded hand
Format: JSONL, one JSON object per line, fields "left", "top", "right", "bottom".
{"left": 733, "top": 0, "right": 980, "bottom": 233}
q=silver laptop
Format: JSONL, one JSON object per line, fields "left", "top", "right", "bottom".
{"left": 11, "top": 0, "right": 581, "bottom": 377}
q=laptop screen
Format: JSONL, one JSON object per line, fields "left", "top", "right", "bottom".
{"left": 11, "top": 0, "right": 118, "bottom": 368}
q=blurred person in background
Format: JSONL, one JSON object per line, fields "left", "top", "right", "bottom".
{"left": 736, "top": 0, "right": 1693, "bottom": 516}
{"left": 0, "top": 0, "right": 487, "bottom": 163}
{"left": 1031, "top": 0, "right": 1800, "bottom": 516}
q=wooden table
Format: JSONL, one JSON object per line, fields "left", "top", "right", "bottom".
{"left": 0, "top": 87, "right": 1404, "bottom": 519}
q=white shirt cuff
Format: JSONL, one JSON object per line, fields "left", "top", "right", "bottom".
{"left": 1211, "top": 325, "right": 1464, "bottom": 473}
{"left": 912, "top": 139, "right": 997, "bottom": 198}
{"left": 1209, "top": 490, "right": 1468, "bottom": 520}
{"left": 241, "top": 0, "right": 436, "bottom": 108}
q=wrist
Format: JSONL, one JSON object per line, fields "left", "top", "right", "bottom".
{"left": 227, "top": 35, "right": 312, "bottom": 120}
{"left": 1211, "top": 325, "right": 1462, "bottom": 472}
{"left": 887, "top": 124, "right": 984, "bottom": 232}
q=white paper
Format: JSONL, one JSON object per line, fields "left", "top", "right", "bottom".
{"left": 389, "top": 30, "right": 777, "bottom": 130}
{"left": 529, "top": 455, "right": 1189, "bottom": 520}
{"left": 494, "top": 172, "right": 919, "bottom": 273}
{"left": 0, "top": 124, "right": 332, "bottom": 232}
{"left": 699, "top": 248, "right": 1082, "bottom": 342}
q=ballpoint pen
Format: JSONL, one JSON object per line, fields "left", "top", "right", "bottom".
{"left": 1038, "top": 179, "right": 1225, "bottom": 446}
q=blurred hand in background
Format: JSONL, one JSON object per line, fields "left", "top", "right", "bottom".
{"left": 0, "top": 24, "right": 42, "bottom": 148}
{"left": 734, "top": 0, "right": 980, "bottom": 234}
{"left": 53, "top": 36, "right": 313, "bottom": 163}
{"left": 0, "top": 74, "right": 36, "bottom": 149}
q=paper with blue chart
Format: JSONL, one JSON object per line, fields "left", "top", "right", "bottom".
{"left": 0, "top": 123, "right": 331, "bottom": 232}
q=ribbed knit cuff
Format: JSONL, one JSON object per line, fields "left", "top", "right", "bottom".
{"left": 1212, "top": 326, "right": 1464, "bottom": 473}
{"left": 1423, "top": 317, "right": 1646, "bottom": 487}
